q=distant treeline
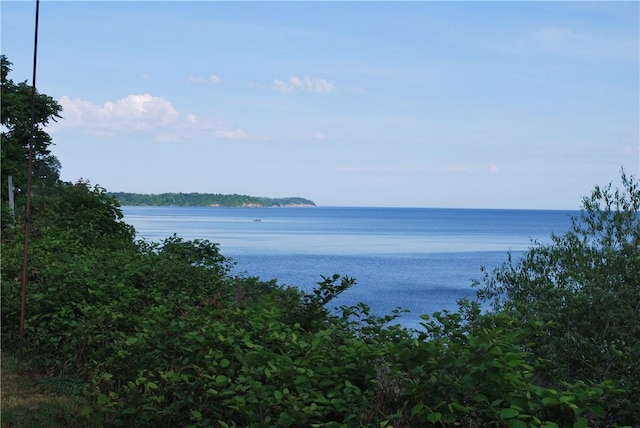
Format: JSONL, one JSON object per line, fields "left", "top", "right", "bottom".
{"left": 108, "top": 192, "right": 316, "bottom": 207}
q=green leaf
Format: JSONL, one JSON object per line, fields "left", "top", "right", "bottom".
{"left": 427, "top": 412, "right": 441, "bottom": 423}
{"left": 451, "top": 402, "right": 468, "bottom": 413}
{"left": 411, "top": 403, "right": 424, "bottom": 415}
{"left": 573, "top": 418, "right": 587, "bottom": 428}
{"left": 589, "top": 404, "right": 605, "bottom": 418}
{"left": 508, "top": 420, "right": 527, "bottom": 428}
{"left": 79, "top": 406, "right": 93, "bottom": 416}
{"left": 97, "top": 394, "right": 109, "bottom": 405}
{"left": 500, "top": 407, "right": 519, "bottom": 419}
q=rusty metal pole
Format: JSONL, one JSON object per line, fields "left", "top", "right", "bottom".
{"left": 19, "top": 0, "right": 40, "bottom": 356}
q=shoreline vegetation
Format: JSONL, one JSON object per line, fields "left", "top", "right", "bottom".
{"left": 108, "top": 192, "right": 316, "bottom": 207}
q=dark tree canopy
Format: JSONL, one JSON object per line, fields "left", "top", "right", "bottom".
{"left": 1, "top": 55, "right": 63, "bottom": 200}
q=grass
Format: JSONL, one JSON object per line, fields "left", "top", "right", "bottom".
{"left": 0, "top": 352, "right": 95, "bottom": 427}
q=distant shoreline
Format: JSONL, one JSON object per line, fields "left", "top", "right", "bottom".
{"left": 108, "top": 192, "right": 316, "bottom": 208}
{"left": 122, "top": 205, "right": 316, "bottom": 208}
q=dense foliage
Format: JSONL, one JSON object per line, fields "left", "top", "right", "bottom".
{"left": 1, "top": 55, "right": 638, "bottom": 426}
{"left": 1, "top": 55, "right": 62, "bottom": 200}
{"left": 0, "top": 184, "right": 614, "bottom": 426}
{"left": 475, "top": 171, "right": 640, "bottom": 424}
{"left": 109, "top": 192, "right": 316, "bottom": 207}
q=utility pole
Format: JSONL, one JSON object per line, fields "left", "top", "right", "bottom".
{"left": 19, "top": 0, "right": 40, "bottom": 359}
{"left": 8, "top": 176, "right": 15, "bottom": 218}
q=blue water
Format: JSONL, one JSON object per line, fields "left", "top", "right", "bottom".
{"left": 121, "top": 206, "right": 577, "bottom": 329}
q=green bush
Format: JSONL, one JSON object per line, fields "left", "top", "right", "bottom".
{"left": 475, "top": 170, "right": 640, "bottom": 425}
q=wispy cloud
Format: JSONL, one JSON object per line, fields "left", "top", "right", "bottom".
{"left": 291, "top": 131, "right": 328, "bottom": 142}
{"left": 622, "top": 144, "right": 639, "bottom": 157}
{"left": 338, "top": 166, "right": 397, "bottom": 173}
{"left": 55, "top": 94, "right": 245, "bottom": 141}
{"left": 272, "top": 76, "right": 336, "bottom": 93}
{"left": 311, "top": 131, "right": 327, "bottom": 141}
{"left": 187, "top": 74, "right": 222, "bottom": 84}
{"left": 526, "top": 25, "right": 638, "bottom": 61}
{"left": 442, "top": 165, "right": 472, "bottom": 173}
{"left": 532, "top": 26, "right": 584, "bottom": 45}
{"left": 484, "top": 24, "right": 638, "bottom": 63}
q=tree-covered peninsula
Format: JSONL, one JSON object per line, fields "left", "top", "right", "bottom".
{"left": 108, "top": 192, "right": 316, "bottom": 207}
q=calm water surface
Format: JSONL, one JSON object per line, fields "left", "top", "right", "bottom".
{"left": 121, "top": 206, "right": 576, "bottom": 329}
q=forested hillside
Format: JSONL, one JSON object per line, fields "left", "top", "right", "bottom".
{"left": 2, "top": 54, "right": 639, "bottom": 427}
{"left": 109, "top": 192, "right": 316, "bottom": 207}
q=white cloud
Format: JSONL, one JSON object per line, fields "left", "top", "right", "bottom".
{"left": 187, "top": 74, "right": 222, "bottom": 84}
{"left": 533, "top": 26, "right": 583, "bottom": 45}
{"left": 292, "top": 131, "right": 328, "bottom": 142}
{"left": 486, "top": 24, "right": 637, "bottom": 63}
{"left": 272, "top": 76, "right": 336, "bottom": 93}
{"left": 622, "top": 144, "right": 640, "bottom": 158}
{"left": 215, "top": 129, "right": 247, "bottom": 139}
{"left": 55, "top": 94, "right": 246, "bottom": 141}
{"left": 526, "top": 25, "right": 637, "bottom": 61}
{"left": 488, "top": 164, "right": 499, "bottom": 173}
{"left": 245, "top": 81, "right": 266, "bottom": 90}
{"left": 59, "top": 94, "right": 178, "bottom": 132}
{"left": 181, "top": 116, "right": 246, "bottom": 139}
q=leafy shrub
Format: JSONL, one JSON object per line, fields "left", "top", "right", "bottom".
{"left": 381, "top": 303, "right": 609, "bottom": 427}
{"left": 475, "top": 170, "right": 640, "bottom": 425}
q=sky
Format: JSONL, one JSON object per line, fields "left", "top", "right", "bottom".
{"left": 2, "top": 1, "right": 638, "bottom": 209}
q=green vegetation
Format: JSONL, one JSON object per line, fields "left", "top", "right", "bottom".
{"left": 1, "top": 55, "right": 62, "bottom": 200}
{"left": 1, "top": 352, "right": 96, "bottom": 428}
{"left": 2, "top": 54, "right": 639, "bottom": 427}
{"left": 474, "top": 171, "right": 640, "bottom": 423}
{"left": 108, "top": 192, "right": 316, "bottom": 207}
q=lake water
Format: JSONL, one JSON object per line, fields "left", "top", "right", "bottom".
{"left": 121, "top": 206, "right": 577, "bottom": 329}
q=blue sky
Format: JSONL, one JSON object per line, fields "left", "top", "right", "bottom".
{"left": 2, "top": 1, "right": 638, "bottom": 209}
